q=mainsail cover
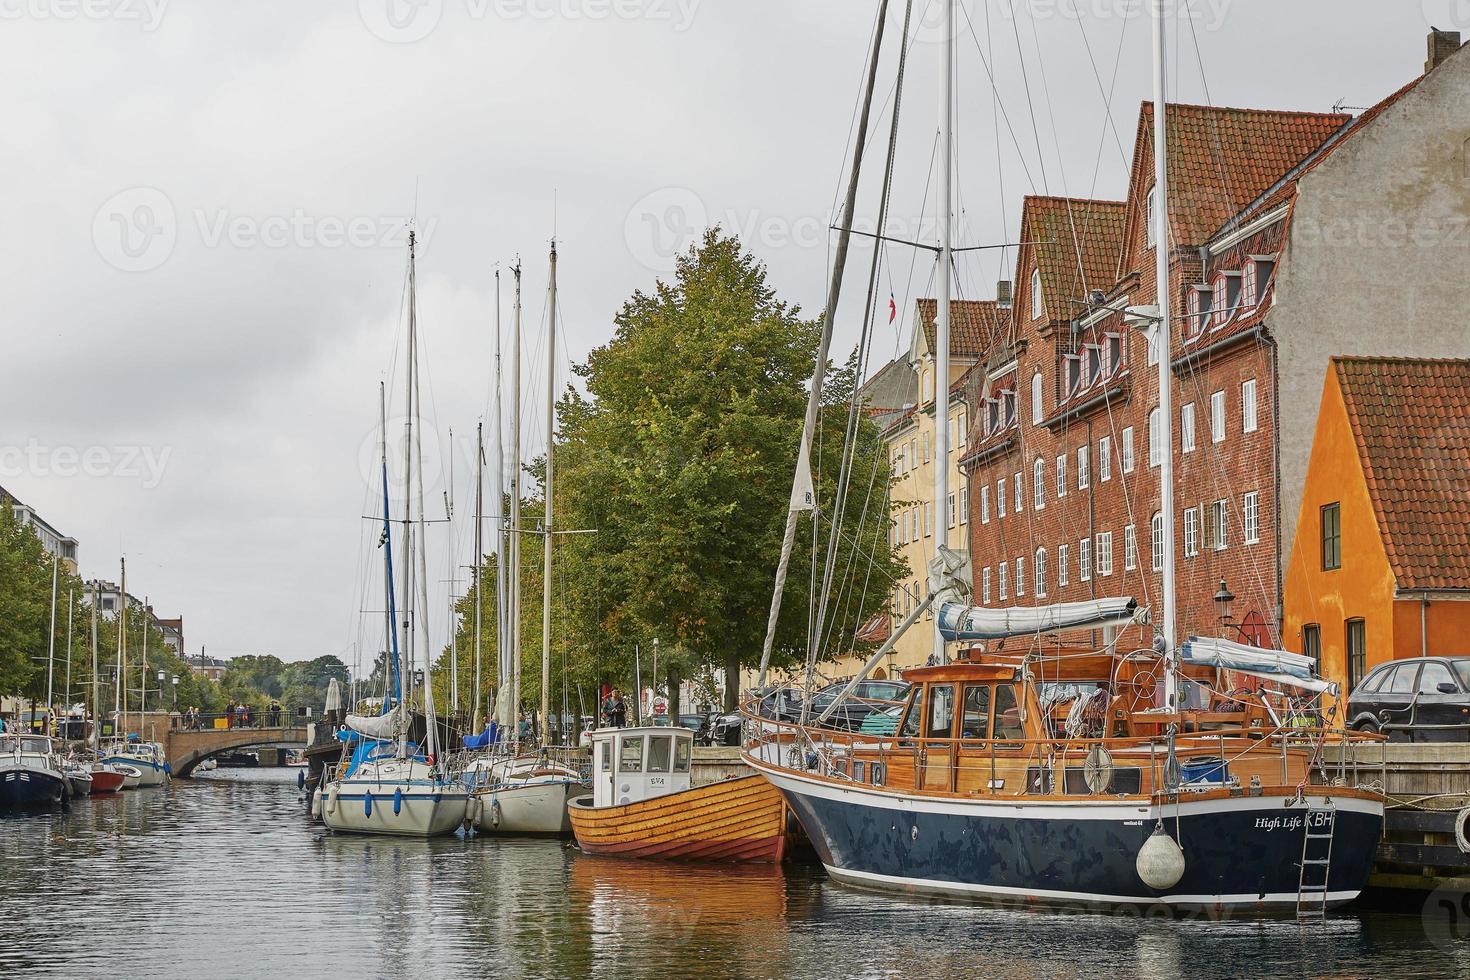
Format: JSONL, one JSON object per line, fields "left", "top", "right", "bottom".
{"left": 937, "top": 597, "right": 1140, "bottom": 642}
{"left": 1180, "top": 636, "right": 1337, "bottom": 695}
{"left": 344, "top": 704, "right": 403, "bottom": 740}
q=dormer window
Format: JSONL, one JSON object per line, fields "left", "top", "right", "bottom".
{"left": 1105, "top": 333, "right": 1123, "bottom": 375}
{"left": 1187, "top": 286, "right": 1212, "bottom": 339}
{"left": 987, "top": 396, "right": 1000, "bottom": 434}
{"left": 1086, "top": 345, "right": 1103, "bottom": 385}
{"left": 1002, "top": 390, "right": 1017, "bottom": 426}
{"left": 1030, "top": 268, "right": 1044, "bottom": 321}
{"left": 1246, "top": 254, "right": 1275, "bottom": 307}
{"left": 1240, "top": 261, "right": 1257, "bottom": 309}
{"left": 1146, "top": 185, "right": 1158, "bottom": 250}
{"left": 1212, "top": 272, "right": 1241, "bottom": 328}
{"left": 1063, "top": 354, "right": 1081, "bottom": 397}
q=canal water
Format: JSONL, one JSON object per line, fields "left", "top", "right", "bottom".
{"left": 0, "top": 769, "right": 1462, "bottom": 979}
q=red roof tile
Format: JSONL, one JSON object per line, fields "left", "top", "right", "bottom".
{"left": 1335, "top": 357, "right": 1470, "bottom": 591}
{"left": 1023, "top": 196, "right": 1127, "bottom": 313}
{"left": 915, "top": 298, "right": 1008, "bottom": 358}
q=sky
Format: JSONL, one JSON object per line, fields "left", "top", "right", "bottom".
{"left": 0, "top": 0, "right": 1455, "bottom": 669}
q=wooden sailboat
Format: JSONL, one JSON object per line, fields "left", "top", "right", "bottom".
{"left": 569, "top": 726, "right": 789, "bottom": 863}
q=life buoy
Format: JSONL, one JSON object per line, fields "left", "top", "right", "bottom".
{"left": 1455, "top": 808, "right": 1470, "bottom": 854}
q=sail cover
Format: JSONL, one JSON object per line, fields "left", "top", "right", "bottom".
{"left": 325, "top": 677, "right": 343, "bottom": 713}
{"left": 1180, "top": 636, "right": 1337, "bottom": 695}
{"left": 344, "top": 704, "right": 402, "bottom": 740}
{"left": 937, "top": 597, "right": 1140, "bottom": 641}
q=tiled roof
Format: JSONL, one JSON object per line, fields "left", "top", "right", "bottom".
{"left": 915, "top": 299, "right": 1008, "bottom": 358}
{"left": 1137, "top": 102, "right": 1349, "bottom": 246}
{"left": 1024, "top": 196, "right": 1127, "bottom": 313}
{"left": 1335, "top": 357, "right": 1470, "bottom": 591}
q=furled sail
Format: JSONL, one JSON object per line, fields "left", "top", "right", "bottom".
{"left": 1180, "top": 636, "right": 1337, "bottom": 696}
{"left": 344, "top": 704, "right": 403, "bottom": 740}
{"left": 937, "top": 596, "right": 1141, "bottom": 642}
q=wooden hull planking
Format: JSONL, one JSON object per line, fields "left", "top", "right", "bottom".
{"left": 570, "top": 774, "right": 787, "bottom": 864}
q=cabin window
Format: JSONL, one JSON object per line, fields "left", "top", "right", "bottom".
{"left": 961, "top": 684, "right": 991, "bottom": 740}
{"left": 673, "top": 737, "right": 692, "bottom": 773}
{"left": 618, "top": 735, "right": 644, "bottom": 774}
{"left": 900, "top": 687, "right": 925, "bottom": 738}
{"left": 647, "top": 734, "right": 673, "bottom": 773}
{"left": 597, "top": 741, "right": 611, "bottom": 772}
{"left": 993, "top": 684, "right": 1025, "bottom": 740}
{"left": 927, "top": 684, "right": 956, "bottom": 739}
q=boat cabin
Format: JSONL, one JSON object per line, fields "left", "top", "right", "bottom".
{"left": 590, "top": 726, "right": 693, "bottom": 807}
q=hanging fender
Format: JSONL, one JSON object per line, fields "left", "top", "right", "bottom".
{"left": 393, "top": 787, "right": 404, "bottom": 815}
{"left": 364, "top": 790, "right": 373, "bottom": 818}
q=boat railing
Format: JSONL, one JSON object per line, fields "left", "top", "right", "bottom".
{"left": 740, "top": 707, "right": 1386, "bottom": 801}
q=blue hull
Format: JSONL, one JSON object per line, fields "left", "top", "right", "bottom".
{"left": 0, "top": 768, "right": 67, "bottom": 811}
{"left": 761, "top": 765, "right": 1381, "bottom": 914}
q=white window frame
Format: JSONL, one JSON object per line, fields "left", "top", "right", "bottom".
{"left": 1150, "top": 512, "right": 1164, "bottom": 572}
{"left": 999, "top": 561, "right": 1008, "bottom": 601}
{"left": 982, "top": 566, "right": 992, "bottom": 605}
{"left": 1013, "top": 471, "right": 1023, "bottom": 515}
{"left": 1031, "top": 268, "right": 1044, "bottom": 320}
{"left": 1079, "top": 538, "right": 1092, "bottom": 583}
{"left": 924, "top": 501, "right": 933, "bottom": 538}
{"left": 1097, "top": 532, "right": 1114, "bottom": 577}
{"left": 1032, "top": 371, "right": 1044, "bottom": 424}
{"left": 1033, "top": 458, "right": 1045, "bottom": 510}
{"left": 1124, "top": 524, "right": 1137, "bottom": 571}
{"left": 1015, "top": 557, "right": 1025, "bottom": 597}
{"left": 1077, "top": 445, "right": 1090, "bottom": 490}
{"left": 959, "top": 487, "right": 969, "bottom": 525}
{"left": 1146, "top": 184, "right": 1158, "bottom": 250}
{"left": 1211, "top": 498, "right": 1228, "bottom": 551}
{"left": 1211, "top": 390, "right": 1226, "bottom": 444}
{"left": 1244, "top": 490, "right": 1260, "bottom": 544}
{"left": 1056, "top": 454, "right": 1067, "bottom": 498}
{"left": 1242, "top": 379, "right": 1258, "bottom": 434}
{"left": 1098, "top": 435, "right": 1112, "bottom": 482}
{"left": 997, "top": 479, "right": 1007, "bottom": 518}
{"left": 1183, "top": 507, "right": 1199, "bottom": 558}
{"left": 1121, "top": 426, "right": 1135, "bottom": 473}
{"left": 1058, "top": 544, "right": 1070, "bottom": 587}
{"left": 1181, "top": 402, "right": 1196, "bottom": 454}
{"left": 1035, "top": 548, "right": 1048, "bottom": 597}
{"left": 980, "top": 485, "right": 990, "bottom": 524}
{"left": 947, "top": 492, "right": 956, "bottom": 530}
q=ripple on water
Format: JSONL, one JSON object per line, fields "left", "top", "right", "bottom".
{"left": 0, "top": 772, "right": 1458, "bottom": 979}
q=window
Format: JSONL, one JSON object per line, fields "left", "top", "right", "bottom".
{"left": 993, "top": 684, "right": 1025, "bottom": 739}
{"left": 924, "top": 430, "right": 933, "bottom": 464}
{"left": 1146, "top": 184, "right": 1158, "bottom": 250}
{"left": 927, "top": 683, "right": 956, "bottom": 739}
{"left": 619, "top": 735, "right": 645, "bottom": 773}
{"left": 674, "top": 737, "right": 692, "bottom": 773}
{"left": 1124, "top": 524, "right": 1137, "bottom": 571}
{"left": 900, "top": 687, "right": 925, "bottom": 738}
{"left": 1079, "top": 537, "right": 1092, "bottom": 582}
{"left": 999, "top": 561, "right": 1008, "bottom": 601}
{"left": 1097, "top": 532, "right": 1114, "bottom": 576}
{"left": 997, "top": 479, "right": 1007, "bottom": 518}
{"left": 1147, "top": 325, "right": 1161, "bottom": 366}
{"left": 1420, "top": 662, "right": 1456, "bottom": 695}
{"left": 1098, "top": 436, "right": 1112, "bottom": 482}
{"left": 1031, "top": 267, "right": 1044, "bottom": 320}
{"left": 1346, "top": 618, "right": 1367, "bottom": 691}
{"left": 911, "top": 508, "right": 919, "bottom": 541}
{"left": 947, "top": 492, "right": 956, "bottom": 530}
{"left": 1058, "top": 544, "right": 1070, "bottom": 587}
{"left": 1387, "top": 663, "right": 1418, "bottom": 695}
{"left": 1087, "top": 345, "right": 1103, "bottom": 385}
{"left": 1242, "top": 379, "right": 1258, "bottom": 433}
{"left": 1209, "top": 499, "right": 1228, "bottom": 551}
{"left": 1077, "top": 445, "right": 1090, "bottom": 490}
{"left": 1056, "top": 455, "right": 1067, "bottom": 497}
{"left": 1181, "top": 403, "right": 1196, "bottom": 453}
{"left": 890, "top": 518, "right": 898, "bottom": 549}
{"left": 1210, "top": 390, "right": 1226, "bottom": 444}
{"left": 1148, "top": 408, "right": 1162, "bottom": 467}
{"left": 1187, "top": 286, "right": 1212, "bottom": 337}
{"left": 1121, "top": 427, "right": 1135, "bottom": 473}
{"left": 1243, "top": 491, "right": 1260, "bottom": 544}
{"left": 1150, "top": 512, "right": 1164, "bottom": 572}
{"left": 1013, "top": 472, "right": 1023, "bottom": 514}
{"left": 1033, "top": 458, "right": 1045, "bottom": 510}
{"left": 959, "top": 487, "right": 969, "bottom": 525}
{"left": 1321, "top": 502, "right": 1341, "bottom": 571}
{"left": 1302, "top": 624, "right": 1321, "bottom": 673}
{"left": 924, "top": 502, "right": 933, "bottom": 537}
{"left": 1035, "top": 548, "right": 1048, "bottom": 597}
{"left": 1032, "top": 371, "right": 1043, "bottom": 424}
{"left": 1064, "top": 355, "right": 1081, "bottom": 396}
{"left": 1015, "top": 557, "right": 1025, "bottom": 597}
{"left": 1241, "top": 260, "right": 1257, "bottom": 309}
{"left": 647, "top": 734, "right": 673, "bottom": 773}
{"left": 981, "top": 566, "right": 992, "bottom": 604}
{"left": 1183, "top": 507, "right": 1199, "bottom": 557}
{"left": 1212, "top": 275, "right": 1230, "bottom": 326}
{"left": 1252, "top": 258, "right": 1275, "bottom": 304}
{"left": 961, "top": 685, "right": 991, "bottom": 740}
{"left": 981, "top": 485, "right": 990, "bottom": 523}
{"left": 1003, "top": 390, "right": 1017, "bottom": 426}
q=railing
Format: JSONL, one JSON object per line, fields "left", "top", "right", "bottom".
{"left": 741, "top": 706, "right": 1387, "bottom": 802}
{"left": 175, "top": 711, "right": 299, "bottom": 731}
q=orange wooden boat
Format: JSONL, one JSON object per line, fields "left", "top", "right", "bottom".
{"left": 569, "top": 726, "right": 788, "bottom": 863}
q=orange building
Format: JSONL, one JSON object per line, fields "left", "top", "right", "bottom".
{"left": 1283, "top": 357, "right": 1470, "bottom": 697}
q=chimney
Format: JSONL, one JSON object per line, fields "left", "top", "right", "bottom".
{"left": 996, "top": 279, "right": 1013, "bottom": 308}
{"left": 1427, "top": 29, "right": 1462, "bottom": 73}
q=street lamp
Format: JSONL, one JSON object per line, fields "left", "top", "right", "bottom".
{"left": 1212, "top": 579, "right": 1247, "bottom": 640}
{"left": 171, "top": 674, "right": 179, "bottom": 705}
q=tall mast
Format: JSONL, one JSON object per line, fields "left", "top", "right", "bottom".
{"left": 399, "top": 230, "right": 418, "bottom": 760}
{"left": 91, "top": 582, "right": 100, "bottom": 754}
{"left": 64, "top": 589, "right": 73, "bottom": 723}
{"left": 1151, "top": 0, "right": 1179, "bottom": 711}
{"left": 510, "top": 258, "right": 524, "bottom": 739}
{"left": 117, "top": 558, "right": 126, "bottom": 733}
{"left": 474, "top": 420, "right": 484, "bottom": 732}
{"left": 379, "top": 381, "right": 402, "bottom": 713}
{"left": 141, "top": 593, "right": 149, "bottom": 720}
{"left": 448, "top": 428, "right": 458, "bottom": 716}
{"left": 492, "top": 268, "right": 509, "bottom": 735}
{"left": 932, "top": 0, "right": 954, "bottom": 664}
{"left": 45, "top": 554, "right": 57, "bottom": 728}
{"left": 541, "top": 241, "right": 557, "bottom": 747}
{"left": 412, "top": 241, "right": 440, "bottom": 768}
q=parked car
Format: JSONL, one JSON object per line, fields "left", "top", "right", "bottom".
{"left": 1347, "top": 657, "right": 1470, "bottom": 741}
{"left": 709, "top": 680, "right": 911, "bottom": 745}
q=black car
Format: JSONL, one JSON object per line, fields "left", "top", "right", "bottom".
{"left": 708, "top": 679, "right": 911, "bottom": 745}
{"left": 1347, "top": 656, "right": 1470, "bottom": 741}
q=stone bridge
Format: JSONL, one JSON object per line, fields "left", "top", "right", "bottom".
{"left": 166, "top": 726, "right": 309, "bottom": 777}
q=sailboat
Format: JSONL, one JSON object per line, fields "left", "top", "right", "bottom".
{"left": 99, "top": 559, "right": 169, "bottom": 787}
{"left": 321, "top": 231, "right": 469, "bottom": 838}
{"left": 81, "top": 582, "right": 128, "bottom": 794}
{"left": 742, "top": 0, "right": 1384, "bottom": 915}
{"left": 466, "top": 243, "right": 587, "bottom": 837}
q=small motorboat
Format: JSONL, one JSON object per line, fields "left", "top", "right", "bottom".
{"left": 63, "top": 767, "right": 94, "bottom": 798}
{"left": 0, "top": 735, "right": 69, "bottom": 812}
{"left": 569, "top": 726, "right": 789, "bottom": 863}
{"left": 101, "top": 740, "right": 169, "bottom": 786}
{"left": 87, "top": 764, "right": 127, "bottom": 794}
{"left": 115, "top": 765, "right": 143, "bottom": 790}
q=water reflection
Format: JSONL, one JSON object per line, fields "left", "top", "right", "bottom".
{"left": 0, "top": 771, "right": 1460, "bottom": 979}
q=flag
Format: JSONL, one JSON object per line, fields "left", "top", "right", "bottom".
{"left": 888, "top": 292, "right": 898, "bottom": 324}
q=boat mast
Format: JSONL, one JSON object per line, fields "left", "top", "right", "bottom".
{"left": 932, "top": 0, "right": 954, "bottom": 664}
{"left": 448, "top": 427, "right": 458, "bottom": 716}
{"left": 1150, "top": 0, "right": 1179, "bottom": 711}
{"left": 473, "top": 420, "right": 484, "bottom": 732}
{"left": 141, "top": 593, "right": 149, "bottom": 722}
{"left": 117, "top": 557, "right": 126, "bottom": 735}
{"left": 380, "top": 381, "right": 403, "bottom": 715}
{"left": 541, "top": 240, "right": 557, "bottom": 747}
{"left": 492, "top": 268, "right": 510, "bottom": 736}
{"left": 399, "top": 231, "right": 418, "bottom": 760}
{"left": 91, "top": 582, "right": 100, "bottom": 755}
{"left": 45, "top": 554, "right": 57, "bottom": 730}
{"left": 510, "top": 258, "right": 523, "bottom": 741}
{"left": 64, "top": 589, "right": 74, "bottom": 719}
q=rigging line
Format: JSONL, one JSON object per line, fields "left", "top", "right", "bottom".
{"left": 1073, "top": 9, "right": 1133, "bottom": 185}
{"left": 829, "top": 0, "right": 893, "bottom": 221}
{"left": 983, "top": 0, "right": 1011, "bottom": 286}
{"left": 1003, "top": 0, "right": 1051, "bottom": 194}
{"left": 1182, "top": 0, "right": 1245, "bottom": 244}
{"left": 957, "top": 3, "right": 1039, "bottom": 196}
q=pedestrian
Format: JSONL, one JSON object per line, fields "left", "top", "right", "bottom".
{"left": 242, "top": 704, "right": 253, "bottom": 728}
{"left": 225, "top": 702, "right": 234, "bottom": 729}
{"left": 602, "top": 688, "right": 627, "bottom": 729}
{"left": 268, "top": 700, "right": 281, "bottom": 727}
{"left": 517, "top": 712, "right": 533, "bottom": 744}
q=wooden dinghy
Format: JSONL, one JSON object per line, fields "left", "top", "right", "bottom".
{"left": 569, "top": 726, "right": 788, "bottom": 863}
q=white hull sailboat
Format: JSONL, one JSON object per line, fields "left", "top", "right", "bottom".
{"left": 322, "top": 758, "right": 468, "bottom": 837}
{"left": 466, "top": 754, "right": 583, "bottom": 835}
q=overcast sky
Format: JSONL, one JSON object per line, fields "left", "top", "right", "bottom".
{"left": 0, "top": 1, "right": 1453, "bottom": 670}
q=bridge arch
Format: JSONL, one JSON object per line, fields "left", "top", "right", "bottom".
{"left": 166, "top": 727, "right": 308, "bottom": 777}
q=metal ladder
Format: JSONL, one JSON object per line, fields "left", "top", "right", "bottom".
{"left": 1296, "top": 805, "right": 1337, "bottom": 919}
